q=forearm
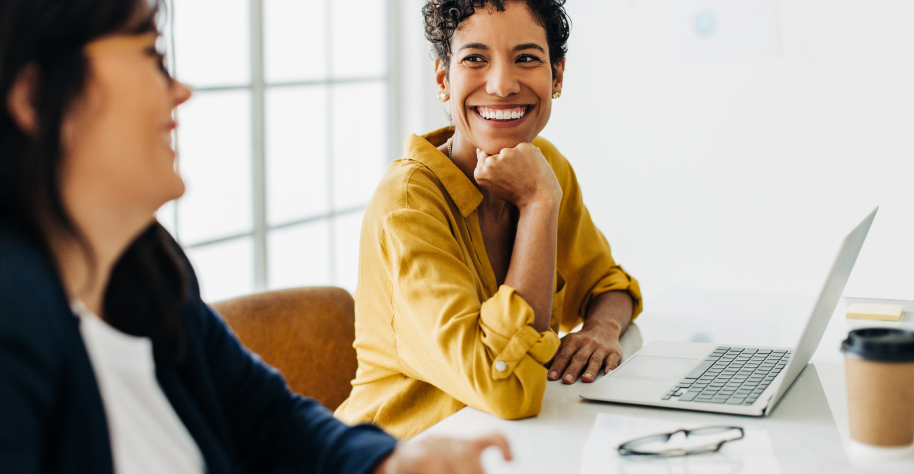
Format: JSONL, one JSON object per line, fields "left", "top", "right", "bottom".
{"left": 503, "top": 199, "right": 560, "bottom": 333}
{"left": 583, "top": 290, "right": 634, "bottom": 337}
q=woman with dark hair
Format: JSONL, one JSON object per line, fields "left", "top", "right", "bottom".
{"left": 336, "top": 0, "right": 642, "bottom": 438}
{"left": 0, "top": 0, "right": 510, "bottom": 472}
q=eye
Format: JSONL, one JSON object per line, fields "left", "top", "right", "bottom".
{"left": 460, "top": 54, "right": 487, "bottom": 66}
{"left": 517, "top": 54, "right": 544, "bottom": 64}
{"left": 146, "top": 46, "right": 173, "bottom": 81}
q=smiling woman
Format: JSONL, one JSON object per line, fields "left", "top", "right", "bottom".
{"left": 0, "top": 0, "right": 511, "bottom": 472}
{"left": 335, "top": 0, "right": 643, "bottom": 438}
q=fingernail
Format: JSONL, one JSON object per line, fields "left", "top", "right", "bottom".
{"left": 549, "top": 371, "right": 558, "bottom": 379}
{"left": 563, "top": 374, "right": 573, "bottom": 382}
{"left": 584, "top": 372, "right": 592, "bottom": 380}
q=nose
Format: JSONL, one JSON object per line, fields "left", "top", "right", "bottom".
{"left": 172, "top": 80, "right": 192, "bottom": 107}
{"left": 485, "top": 60, "right": 521, "bottom": 98}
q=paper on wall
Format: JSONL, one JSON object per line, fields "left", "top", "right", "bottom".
{"left": 672, "top": 0, "right": 780, "bottom": 61}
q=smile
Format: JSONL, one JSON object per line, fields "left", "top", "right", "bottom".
{"left": 471, "top": 105, "right": 530, "bottom": 121}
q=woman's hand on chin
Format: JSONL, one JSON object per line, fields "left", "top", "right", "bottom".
{"left": 375, "top": 433, "right": 512, "bottom": 474}
{"left": 474, "top": 144, "right": 562, "bottom": 210}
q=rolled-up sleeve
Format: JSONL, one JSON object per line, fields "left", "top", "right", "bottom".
{"left": 479, "top": 286, "right": 560, "bottom": 380}
{"left": 378, "top": 175, "right": 560, "bottom": 420}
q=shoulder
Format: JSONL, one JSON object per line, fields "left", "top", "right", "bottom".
{"left": 533, "top": 136, "right": 575, "bottom": 181}
{"left": 0, "top": 223, "right": 73, "bottom": 333}
{"left": 0, "top": 223, "right": 61, "bottom": 290}
{"left": 0, "top": 223, "right": 78, "bottom": 398}
{"left": 369, "top": 158, "right": 451, "bottom": 217}
{"left": 532, "top": 135, "right": 563, "bottom": 159}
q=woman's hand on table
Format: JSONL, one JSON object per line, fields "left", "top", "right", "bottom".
{"left": 548, "top": 291, "right": 634, "bottom": 384}
{"left": 474, "top": 144, "right": 562, "bottom": 210}
{"left": 375, "top": 433, "right": 512, "bottom": 474}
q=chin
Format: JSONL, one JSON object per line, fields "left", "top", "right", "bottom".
{"left": 475, "top": 136, "right": 529, "bottom": 156}
{"left": 154, "top": 173, "right": 186, "bottom": 206}
{"left": 167, "top": 176, "right": 186, "bottom": 201}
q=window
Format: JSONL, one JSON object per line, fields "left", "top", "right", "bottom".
{"left": 159, "top": 0, "right": 389, "bottom": 302}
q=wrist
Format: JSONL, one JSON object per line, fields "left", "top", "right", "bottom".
{"left": 373, "top": 457, "right": 390, "bottom": 474}
{"left": 373, "top": 445, "right": 398, "bottom": 474}
{"left": 582, "top": 316, "right": 623, "bottom": 338}
{"left": 516, "top": 193, "right": 560, "bottom": 214}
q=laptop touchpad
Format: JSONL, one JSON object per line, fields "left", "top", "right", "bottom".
{"left": 611, "top": 356, "right": 698, "bottom": 382}
{"left": 584, "top": 356, "right": 698, "bottom": 401}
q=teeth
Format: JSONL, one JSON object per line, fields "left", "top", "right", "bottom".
{"left": 478, "top": 107, "right": 526, "bottom": 121}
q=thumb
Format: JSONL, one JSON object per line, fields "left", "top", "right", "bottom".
{"left": 471, "top": 432, "right": 513, "bottom": 462}
{"left": 476, "top": 147, "right": 489, "bottom": 163}
{"left": 474, "top": 148, "right": 488, "bottom": 180}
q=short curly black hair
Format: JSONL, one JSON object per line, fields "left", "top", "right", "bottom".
{"left": 423, "top": 0, "right": 571, "bottom": 78}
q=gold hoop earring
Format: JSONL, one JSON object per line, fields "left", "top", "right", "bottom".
{"left": 437, "top": 93, "right": 449, "bottom": 101}
{"left": 552, "top": 92, "right": 562, "bottom": 99}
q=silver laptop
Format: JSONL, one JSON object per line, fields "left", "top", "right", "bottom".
{"left": 580, "top": 208, "right": 877, "bottom": 416}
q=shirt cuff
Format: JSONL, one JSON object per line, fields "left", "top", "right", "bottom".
{"left": 581, "top": 264, "right": 643, "bottom": 321}
{"left": 479, "top": 286, "right": 561, "bottom": 380}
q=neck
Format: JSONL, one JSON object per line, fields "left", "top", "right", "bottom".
{"left": 49, "top": 231, "right": 110, "bottom": 316}
{"left": 446, "top": 131, "right": 481, "bottom": 187}
{"left": 47, "top": 196, "right": 153, "bottom": 318}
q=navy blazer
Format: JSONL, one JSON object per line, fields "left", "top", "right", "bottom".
{"left": 0, "top": 223, "right": 397, "bottom": 474}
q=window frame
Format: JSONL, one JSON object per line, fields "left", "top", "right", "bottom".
{"left": 164, "top": 0, "right": 398, "bottom": 296}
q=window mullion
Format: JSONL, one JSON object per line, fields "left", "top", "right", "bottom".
{"left": 326, "top": 0, "right": 336, "bottom": 285}
{"left": 251, "top": 0, "right": 268, "bottom": 291}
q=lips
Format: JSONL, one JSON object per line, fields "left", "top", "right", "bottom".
{"left": 471, "top": 105, "right": 531, "bottom": 122}
{"left": 475, "top": 106, "right": 527, "bottom": 121}
{"left": 469, "top": 105, "right": 533, "bottom": 129}
{"left": 162, "top": 121, "right": 177, "bottom": 148}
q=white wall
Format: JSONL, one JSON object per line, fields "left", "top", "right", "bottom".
{"left": 400, "top": 0, "right": 914, "bottom": 302}
{"left": 392, "top": 0, "right": 450, "bottom": 151}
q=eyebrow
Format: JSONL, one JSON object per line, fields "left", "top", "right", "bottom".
{"left": 513, "top": 43, "right": 545, "bottom": 53}
{"left": 458, "top": 43, "right": 489, "bottom": 52}
{"left": 456, "top": 42, "right": 546, "bottom": 54}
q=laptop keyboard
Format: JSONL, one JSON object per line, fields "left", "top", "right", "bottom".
{"left": 662, "top": 346, "right": 792, "bottom": 406}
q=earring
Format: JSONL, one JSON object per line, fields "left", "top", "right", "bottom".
{"left": 552, "top": 92, "right": 562, "bottom": 99}
{"left": 437, "top": 92, "right": 449, "bottom": 101}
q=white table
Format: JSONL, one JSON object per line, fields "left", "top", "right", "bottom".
{"left": 421, "top": 288, "right": 914, "bottom": 473}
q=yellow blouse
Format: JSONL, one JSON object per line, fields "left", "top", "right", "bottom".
{"left": 335, "top": 127, "right": 642, "bottom": 438}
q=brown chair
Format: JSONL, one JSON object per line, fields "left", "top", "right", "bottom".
{"left": 211, "top": 286, "right": 357, "bottom": 411}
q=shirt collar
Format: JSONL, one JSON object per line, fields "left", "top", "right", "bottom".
{"left": 403, "top": 127, "right": 483, "bottom": 217}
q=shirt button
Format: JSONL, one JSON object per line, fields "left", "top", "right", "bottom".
{"left": 495, "top": 361, "right": 507, "bottom": 372}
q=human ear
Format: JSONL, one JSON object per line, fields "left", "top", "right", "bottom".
{"left": 6, "top": 65, "right": 39, "bottom": 135}
{"left": 434, "top": 58, "right": 449, "bottom": 100}
{"left": 552, "top": 57, "right": 565, "bottom": 96}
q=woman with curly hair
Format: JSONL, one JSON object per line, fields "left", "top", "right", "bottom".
{"left": 0, "top": 0, "right": 511, "bottom": 472}
{"left": 336, "top": 0, "right": 643, "bottom": 438}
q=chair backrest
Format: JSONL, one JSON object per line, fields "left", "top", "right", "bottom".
{"left": 211, "top": 286, "right": 357, "bottom": 411}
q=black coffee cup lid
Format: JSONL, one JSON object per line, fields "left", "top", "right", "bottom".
{"left": 841, "top": 328, "right": 914, "bottom": 362}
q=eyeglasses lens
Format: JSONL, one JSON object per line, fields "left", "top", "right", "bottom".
{"left": 624, "top": 427, "right": 742, "bottom": 456}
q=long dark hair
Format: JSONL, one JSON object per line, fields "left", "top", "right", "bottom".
{"left": 0, "top": 0, "right": 189, "bottom": 365}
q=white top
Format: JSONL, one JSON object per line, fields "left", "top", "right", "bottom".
{"left": 73, "top": 301, "right": 205, "bottom": 474}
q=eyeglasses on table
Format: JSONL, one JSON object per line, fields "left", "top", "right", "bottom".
{"left": 618, "top": 426, "right": 745, "bottom": 457}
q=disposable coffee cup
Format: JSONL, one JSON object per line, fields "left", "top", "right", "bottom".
{"left": 841, "top": 328, "right": 914, "bottom": 460}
